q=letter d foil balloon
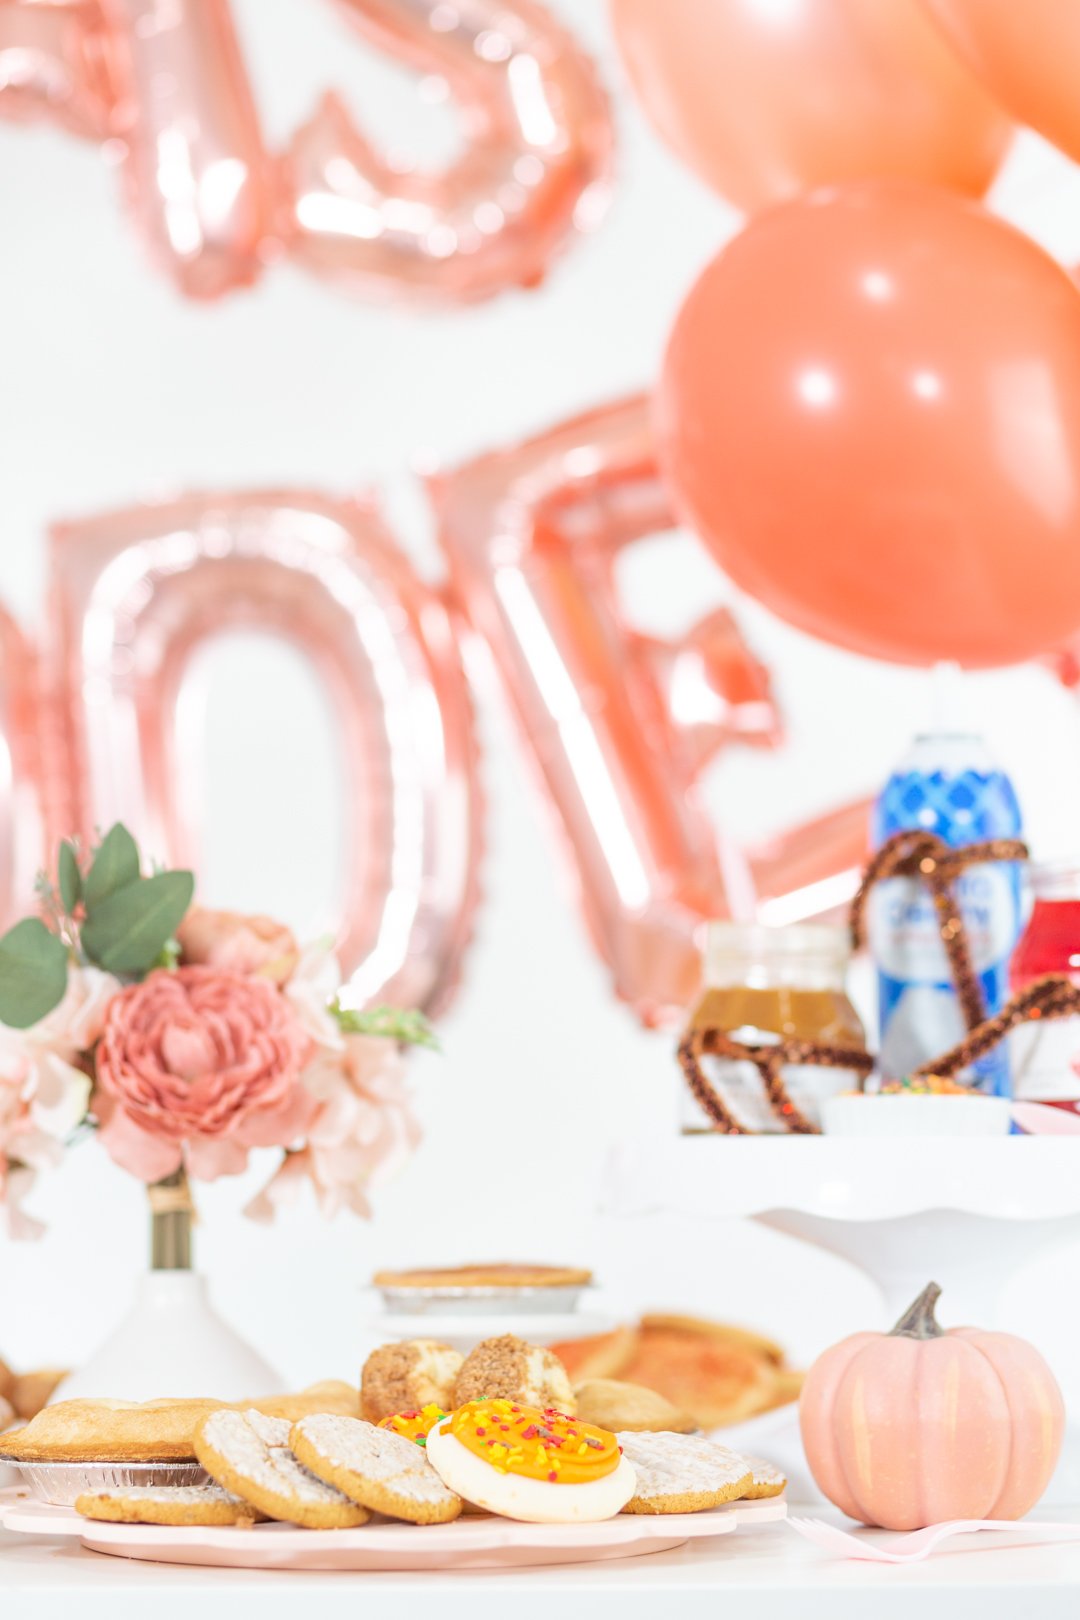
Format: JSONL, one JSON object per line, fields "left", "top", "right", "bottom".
{"left": 48, "top": 493, "right": 481, "bottom": 1014}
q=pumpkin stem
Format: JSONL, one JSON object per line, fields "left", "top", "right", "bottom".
{"left": 889, "top": 1281, "right": 944, "bottom": 1340}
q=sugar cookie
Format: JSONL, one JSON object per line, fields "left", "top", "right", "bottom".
{"left": 377, "top": 1404, "right": 447, "bottom": 1445}
{"left": 361, "top": 1340, "right": 463, "bottom": 1424}
{"left": 194, "top": 1408, "right": 369, "bottom": 1529}
{"left": 740, "top": 1454, "right": 787, "bottom": 1499}
{"left": 453, "top": 1335, "right": 575, "bottom": 1415}
{"left": 291, "top": 1413, "right": 462, "bottom": 1524}
{"left": 75, "top": 1484, "right": 262, "bottom": 1527}
{"left": 617, "top": 1431, "right": 752, "bottom": 1514}
{"left": 426, "top": 1399, "right": 635, "bottom": 1524}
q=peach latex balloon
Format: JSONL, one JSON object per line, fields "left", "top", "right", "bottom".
{"left": 47, "top": 493, "right": 481, "bottom": 1014}
{"left": 608, "top": 0, "right": 1011, "bottom": 212}
{"left": 0, "top": 0, "right": 114, "bottom": 138}
{"left": 922, "top": 0, "right": 1080, "bottom": 167}
{"left": 100, "top": 0, "right": 274, "bottom": 298}
{"left": 281, "top": 0, "right": 613, "bottom": 302}
{"left": 658, "top": 182, "right": 1080, "bottom": 669}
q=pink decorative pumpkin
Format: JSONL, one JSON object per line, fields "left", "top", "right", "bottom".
{"left": 800, "top": 1282, "right": 1065, "bottom": 1529}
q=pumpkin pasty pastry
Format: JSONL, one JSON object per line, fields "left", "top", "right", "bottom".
{"left": 573, "top": 1379, "right": 697, "bottom": 1435}
{"left": 361, "top": 1340, "right": 463, "bottom": 1424}
{"left": 453, "top": 1335, "right": 575, "bottom": 1416}
{"left": 617, "top": 1320, "right": 776, "bottom": 1429}
{"left": 249, "top": 1379, "right": 359, "bottom": 1422}
{"left": 0, "top": 1398, "right": 226, "bottom": 1462}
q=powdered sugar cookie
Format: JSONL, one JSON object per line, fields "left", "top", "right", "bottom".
{"left": 194, "top": 1408, "right": 369, "bottom": 1529}
{"left": 617, "top": 1431, "right": 752, "bottom": 1514}
{"left": 361, "top": 1340, "right": 463, "bottom": 1424}
{"left": 453, "top": 1335, "right": 575, "bottom": 1415}
{"left": 75, "top": 1484, "right": 262, "bottom": 1527}
{"left": 740, "top": 1454, "right": 786, "bottom": 1499}
{"left": 291, "top": 1413, "right": 462, "bottom": 1524}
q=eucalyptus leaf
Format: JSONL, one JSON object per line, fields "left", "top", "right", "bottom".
{"left": 0, "top": 917, "right": 69, "bottom": 1028}
{"left": 84, "top": 824, "right": 140, "bottom": 909}
{"left": 81, "top": 872, "right": 194, "bottom": 975}
{"left": 58, "top": 841, "right": 82, "bottom": 913}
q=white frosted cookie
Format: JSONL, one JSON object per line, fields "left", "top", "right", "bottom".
{"left": 290, "top": 1414, "right": 462, "bottom": 1524}
{"left": 194, "top": 1408, "right": 369, "bottom": 1529}
{"left": 740, "top": 1454, "right": 786, "bottom": 1499}
{"left": 617, "top": 1431, "right": 753, "bottom": 1514}
{"left": 76, "top": 1483, "right": 261, "bottom": 1527}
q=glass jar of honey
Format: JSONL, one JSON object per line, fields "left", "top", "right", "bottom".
{"left": 681, "top": 922, "right": 867, "bottom": 1134}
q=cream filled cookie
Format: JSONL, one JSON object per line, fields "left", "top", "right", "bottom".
{"left": 453, "top": 1335, "right": 575, "bottom": 1415}
{"left": 426, "top": 1399, "right": 635, "bottom": 1523}
{"left": 361, "top": 1340, "right": 463, "bottom": 1424}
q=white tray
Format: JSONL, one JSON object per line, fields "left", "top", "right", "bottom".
{"left": 0, "top": 1490, "right": 786, "bottom": 1572}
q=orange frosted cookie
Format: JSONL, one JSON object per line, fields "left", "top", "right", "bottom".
{"left": 426, "top": 1399, "right": 635, "bottom": 1522}
{"left": 377, "top": 1404, "right": 447, "bottom": 1446}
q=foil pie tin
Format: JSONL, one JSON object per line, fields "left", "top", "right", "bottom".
{"left": 0, "top": 1458, "right": 208, "bottom": 1507}
{"left": 377, "top": 1284, "right": 587, "bottom": 1317}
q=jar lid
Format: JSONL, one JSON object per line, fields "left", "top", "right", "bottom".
{"left": 705, "top": 921, "right": 851, "bottom": 977}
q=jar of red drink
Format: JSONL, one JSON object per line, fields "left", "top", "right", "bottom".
{"left": 1010, "top": 860, "right": 1080, "bottom": 1113}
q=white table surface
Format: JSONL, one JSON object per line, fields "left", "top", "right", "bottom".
{"left": 3, "top": 1507, "right": 1080, "bottom": 1620}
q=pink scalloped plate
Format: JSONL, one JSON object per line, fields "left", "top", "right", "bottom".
{"left": 0, "top": 1490, "right": 786, "bottom": 1571}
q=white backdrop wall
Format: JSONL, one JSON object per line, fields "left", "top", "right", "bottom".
{"left": 2, "top": 1, "right": 1080, "bottom": 1400}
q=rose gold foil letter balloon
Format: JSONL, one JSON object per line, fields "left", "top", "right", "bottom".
{"left": 100, "top": 0, "right": 273, "bottom": 298}
{"left": 281, "top": 0, "right": 613, "bottom": 302}
{"left": 0, "top": 0, "right": 115, "bottom": 137}
{"left": 48, "top": 494, "right": 481, "bottom": 1013}
{"left": 431, "top": 395, "right": 774, "bottom": 1023}
{"left": 0, "top": 608, "right": 48, "bottom": 928}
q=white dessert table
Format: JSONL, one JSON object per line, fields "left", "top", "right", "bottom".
{"left": 3, "top": 1509, "right": 1079, "bottom": 1620}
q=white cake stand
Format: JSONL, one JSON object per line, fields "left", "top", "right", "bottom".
{"left": 603, "top": 1137, "right": 1080, "bottom": 1502}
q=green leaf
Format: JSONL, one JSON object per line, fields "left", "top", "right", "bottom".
{"left": 330, "top": 1000, "right": 440, "bottom": 1050}
{"left": 84, "top": 824, "right": 140, "bottom": 909}
{"left": 0, "top": 918, "right": 69, "bottom": 1028}
{"left": 81, "top": 872, "right": 195, "bottom": 975}
{"left": 58, "top": 841, "right": 82, "bottom": 913}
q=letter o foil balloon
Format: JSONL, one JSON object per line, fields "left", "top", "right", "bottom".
{"left": 281, "top": 0, "right": 613, "bottom": 302}
{"left": 0, "top": 605, "right": 48, "bottom": 928}
{"left": 609, "top": 0, "right": 1011, "bottom": 213}
{"left": 658, "top": 181, "right": 1080, "bottom": 669}
{"left": 48, "top": 493, "right": 482, "bottom": 1014}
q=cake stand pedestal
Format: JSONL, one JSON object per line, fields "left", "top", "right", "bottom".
{"left": 603, "top": 1138, "right": 1080, "bottom": 1502}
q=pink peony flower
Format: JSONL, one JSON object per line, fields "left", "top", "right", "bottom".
{"left": 94, "top": 967, "right": 317, "bottom": 1183}
{"left": 246, "top": 1034, "right": 420, "bottom": 1222}
{"left": 176, "top": 907, "right": 298, "bottom": 986}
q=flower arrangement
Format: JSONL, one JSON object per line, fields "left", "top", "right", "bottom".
{"left": 0, "top": 824, "right": 434, "bottom": 1237}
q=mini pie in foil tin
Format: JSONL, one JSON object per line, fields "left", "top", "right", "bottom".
{"left": 0, "top": 1458, "right": 208, "bottom": 1507}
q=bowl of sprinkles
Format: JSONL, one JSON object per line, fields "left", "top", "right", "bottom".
{"left": 822, "top": 1076, "right": 1011, "bottom": 1137}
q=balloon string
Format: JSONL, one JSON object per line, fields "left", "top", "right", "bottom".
{"left": 677, "top": 1028, "right": 874, "bottom": 1135}
{"left": 849, "top": 830, "right": 1028, "bottom": 1032}
{"left": 912, "top": 973, "right": 1080, "bottom": 1080}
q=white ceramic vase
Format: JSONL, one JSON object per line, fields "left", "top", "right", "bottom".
{"left": 52, "top": 1270, "right": 283, "bottom": 1403}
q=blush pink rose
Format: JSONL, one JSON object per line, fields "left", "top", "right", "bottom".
{"left": 246, "top": 1034, "right": 420, "bottom": 1223}
{"left": 176, "top": 907, "right": 298, "bottom": 985}
{"left": 94, "top": 967, "right": 317, "bottom": 1183}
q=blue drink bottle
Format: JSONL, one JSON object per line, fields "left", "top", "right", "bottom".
{"left": 869, "top": 732, "right": 1023, "bottom": 1094}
